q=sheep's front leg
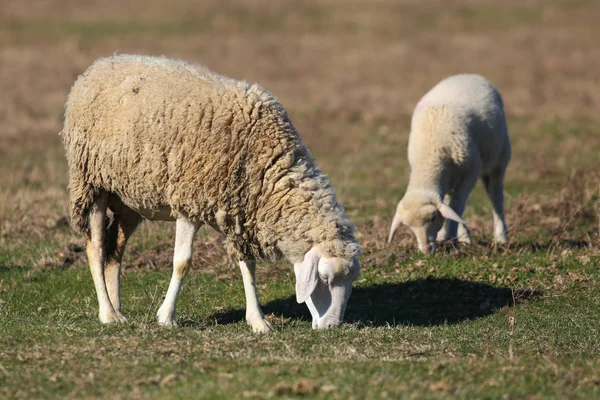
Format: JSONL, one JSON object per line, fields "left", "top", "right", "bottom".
{"left": 156, "top": 217, "right": 202, "bottom": 327}
{"left": 482, "top": 170, "right": 509, "bottom": 244}
{"left": 437, "top": 194, "right": 452, "bottom": 242}
{"left": 239, "top": 260, "right": 274, "bottom": 333}
{"left": 86, "top": 192, "right": 122, "bottom": 324}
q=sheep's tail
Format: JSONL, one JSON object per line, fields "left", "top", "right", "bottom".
{"left": 67, "top": 170, "right": 98, "bottom": 238}
{"left": 62, "top": 113, "right": 99, "bottom": 238}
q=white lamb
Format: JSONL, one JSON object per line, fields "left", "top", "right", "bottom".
{"left": 388, "top": 74, "right": 511, "bottom": 254}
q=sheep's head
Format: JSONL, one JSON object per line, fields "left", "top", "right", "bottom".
{"left": 294, "top": 246, "right": 360, "bottom": 329}
{"left": 388, "top": 192, "right": 465, "bottom": 254}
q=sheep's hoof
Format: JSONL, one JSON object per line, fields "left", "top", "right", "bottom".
{"left": 494, "top": 232, "right": 509, "bottom": 244}
{"left": 458, "top": 237, "right": 472, "bottom": 244}
{"left": 494, "top": 237, "right": 508, "bottom": 246}
{"left": 114, "top": 311, "right": 129, "bottom": 323}
{"left": 156, "top": 308, "right": 178, "bottom": 327}
{"left": 248, "top": 317, "right": 274, "bottom": 334}
{"left": 157, "top": 317, "right": 178, "bottom": 327}
{"left": 99, "top": 309, "right": 128, "bottom": 324}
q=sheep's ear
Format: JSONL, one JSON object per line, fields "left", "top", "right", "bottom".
{"left": 388, "top": 212, "right": 403, "bottom": 243}
{"left": 438, "top": 203, "right": 466, "bottom": 224}
{"left": 294, "top": 247, "right": 321, "bottom": 304}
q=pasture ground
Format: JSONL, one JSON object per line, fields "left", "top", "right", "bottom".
{"left": 1, "top": 0, "right": 599, "bottom": 398}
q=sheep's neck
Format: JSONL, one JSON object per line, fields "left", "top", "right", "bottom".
{"left": 407, "top": 165, "right": 450, "bottom": 199}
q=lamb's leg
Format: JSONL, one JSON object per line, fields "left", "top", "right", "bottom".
{"left": 482, "top": 170, "right": 509, "bottom": 244}
{"left": 239, "top": 260, "right": 274, "bottom": 333}
{"left": 157, "top": 217, "right": 202, "bottom": 326}
{"left": 104, "top": 208, "right": 143, "bottom": 322}
{"left": 86, "top": 191, "right": 121, "bottom": 323}
{"left": 445, "top": 174, "right": 478, "bottom": 244}
{"left": 456, "top": 218, "right": 471, "bottom": 244}
{"left": 437, "top": 194, "right": 452, "bottom": 241}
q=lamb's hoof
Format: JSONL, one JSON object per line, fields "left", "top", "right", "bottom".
{"left": 156, "top": 308, "right": 178, "bottom": 327}
{"left": 458, "top": 236, "right": 472, "bottom": 245}
{"left": 494, "top": 232, "right": 508, "bottom": 244}
{"left": 494, "top": 237, "right": 508, "bottom": 246}
{"left": 248, "top": 317, "right": 274, "bottom": 334}
{"left": 99, "top": 309, "right": 127, "bottom": 324}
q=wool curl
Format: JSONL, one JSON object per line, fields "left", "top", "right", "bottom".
{"left": 62, "top": 55, "right": 359, "bottom": 273}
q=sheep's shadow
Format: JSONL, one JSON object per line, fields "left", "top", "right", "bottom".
{"left": 207, "top": 277, "right": 541, "bottom": 327}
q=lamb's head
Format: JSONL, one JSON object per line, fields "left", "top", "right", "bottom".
{"left": 293, "top": 245, "right": 360, "bottom": 329}
{"left": 388, "top": 191, "right": 465, "bottom": 254}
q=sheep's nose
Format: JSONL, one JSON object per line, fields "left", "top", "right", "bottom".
{"left": 419, "top": 242, "right": 437, "bottom": 254}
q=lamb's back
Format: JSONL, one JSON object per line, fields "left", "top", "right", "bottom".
{"left": 416, "top": 74, "right": 503, "bottom": 117}
{"left": 409, "top": 74, "right": 509, "bottom": 172}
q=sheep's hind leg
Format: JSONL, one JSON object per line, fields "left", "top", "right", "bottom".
{"left": 104, "top": 205, "right": 143, "bottom": 323}
{"left": 157, "top": 217, "right": 202, "bottom": 327}
{"left": 86, "top": 191, "right": 121, "bottom": 324}
{"left": 239, "top": 260, "right": 274, "bottom": 333}
{"left": 482, "top": 169, "right": 509, "bottom": 245}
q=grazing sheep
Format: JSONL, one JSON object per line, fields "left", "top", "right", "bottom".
{"left": 388, "top": 74, "right": 511, "bottom": 254}
{"left": 62, "top": 54, "right": 360, "bottom": 332}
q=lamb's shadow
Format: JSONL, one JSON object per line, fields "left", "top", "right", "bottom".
{"left": 208, "top": 277, "right": 541, "bottom": 327}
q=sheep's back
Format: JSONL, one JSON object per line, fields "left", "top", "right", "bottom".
{"left": 63, "top": 55, "right": 287, "bottom": 221}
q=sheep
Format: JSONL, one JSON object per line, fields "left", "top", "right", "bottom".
{"left": 388, "top": 74, "right": 511, "bottom": 254}
{"left": 61, "top": 54, "right": 360, "bottom": 332}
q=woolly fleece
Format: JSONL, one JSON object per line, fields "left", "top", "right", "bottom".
{"left": 407, "top": 74, "right": 511, "bottom": 197}
{"left": 62, "top": 55, "right": 359, "bottom": 268}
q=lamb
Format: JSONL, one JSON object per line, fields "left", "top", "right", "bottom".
{"left": 61, "top": 54, "right": 360, "bottom": 332}
{"left": 388, "top": 74, "right": 511, "bottom": 254}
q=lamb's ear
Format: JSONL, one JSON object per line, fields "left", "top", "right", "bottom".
{"left": 294, "top": 247, "right": 321, "bottom": 304}
{"left": 388, "top": 212, "right": 402, "bottom": 243}
{"left": 438, "top": 203, "right": 466, "bottom": 224}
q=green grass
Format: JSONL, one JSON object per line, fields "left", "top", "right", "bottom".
{"left": 1, "top": 246, "right": 599, "bottom": 399}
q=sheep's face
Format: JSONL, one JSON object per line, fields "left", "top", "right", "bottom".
{"left": 389, "top": 196, "right": 444, "bottom": 254}
{"left": 389, "top": 194, "right": 467, "bottom": 254}
{"left": 294, "top": 247, "right": 360, "bottom": 329}
{"left": 403, "top": 202, "right": 444, "bottom": 254}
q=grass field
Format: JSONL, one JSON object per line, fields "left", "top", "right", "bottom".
{"left": 1, "top": 0, "right": 600, "bottom": 398}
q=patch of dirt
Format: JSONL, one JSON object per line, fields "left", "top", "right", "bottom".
{"left": 274, "top": 378, "right": 320, "bottom": 396}
{"left": 125, "top": 234, "right": 229, "bottom": 272}
{"left": 42, "top": 230, "right": 292, "bottom": 283}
